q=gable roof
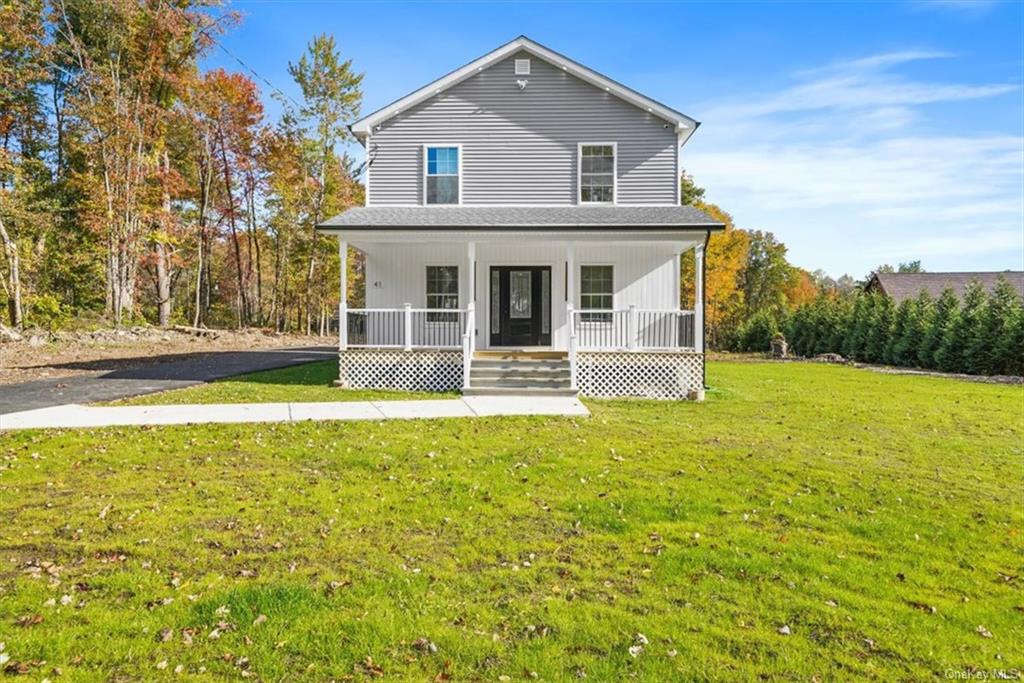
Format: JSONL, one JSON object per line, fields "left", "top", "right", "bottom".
{"left": 866, "top": 271, "right": 1024, "bottom": 303}
{"left": 318, "top": 205, "right": 724, "bottom": 230}
{"left": 349, "top": 35, "right": 699, "bottom": 143}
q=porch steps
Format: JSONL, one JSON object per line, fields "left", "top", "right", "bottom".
{"left": 464, "top": 355, "right": 576, "bottom": 397}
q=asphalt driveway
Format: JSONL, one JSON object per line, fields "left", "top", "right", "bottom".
{"left": 0, "top": 346, "right": 336, "bottom": 416}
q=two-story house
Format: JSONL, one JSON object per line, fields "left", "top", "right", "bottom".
{"left": 317, "top": 36, "right": 723, "bottom": 400}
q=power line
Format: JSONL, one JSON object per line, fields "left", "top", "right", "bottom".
{"left": 174, "top": 4, "right": 303, "bottom": 111}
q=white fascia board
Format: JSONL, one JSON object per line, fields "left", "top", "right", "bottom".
{"left": 350, "top": 36, "right": 698, "bottom": 140}
{"left": 317, "top": 229, "right": 710, "bottom": 245}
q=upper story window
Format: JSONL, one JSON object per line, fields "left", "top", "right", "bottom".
{"left": 425, "top": 145, "right": 460, "bottom": 205}
{"left": 579, "top": 143, "right": 616, "bottom": 204}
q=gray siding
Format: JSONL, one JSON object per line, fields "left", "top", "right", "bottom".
{"left": 368, "top": 51, "right": 678, "bottom": 206}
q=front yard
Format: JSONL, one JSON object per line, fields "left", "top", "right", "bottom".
{"left": 1, "top": 361, "right": 1020, "bottom": 681}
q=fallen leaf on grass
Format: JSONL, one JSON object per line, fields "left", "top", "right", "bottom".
{"left": 253, "top": 614, "right": 267, "bottom": 626}
{"left": 16, "top": 615, "right": 43, "bottom": 627}
{"left": 413, "top": 637, "right": 438, "bottom": 654}
{"left": 157, "top": 628, "right": 173, "bottom": 642}
{"left": 356, "top": 656, "right": 384, "bottom": 677}
{"left": 907, "top": 601, "right": 936, "bottom": 614}
{"left": 977, "top": 625, "right": 993, "bottom": 638}
{"left": 778, "top": 625, "right": 791, "bottom": 636}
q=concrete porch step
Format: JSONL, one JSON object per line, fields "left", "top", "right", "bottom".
{"left": 470, "top": 367, "right": 570, "bottom": 380}
{"left": 471, "top": 360, "right": 569, "bottom": 371}
{"left": 462, "top": 386, "right": 579, "bottom": 397}
{"left": 470, "top": 378, "right": 571, "bottom": 390}
{"left": 473, "top": 351, "right": 568, "bottom": 361}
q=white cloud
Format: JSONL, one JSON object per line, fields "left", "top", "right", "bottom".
{"left": 685, "top": 50, "right": 1023, "bottom": 275}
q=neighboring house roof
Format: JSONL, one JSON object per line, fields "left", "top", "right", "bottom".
{"left": 349, "top": 35, "right": 699, "bottom": 143}
{"left": 866, "top": 271, "right": 1024, "bottom": 303}
{"left": 317, "top": 205, "right": 724, "bottom": 230}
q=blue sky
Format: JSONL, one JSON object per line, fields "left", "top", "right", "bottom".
{"left": 208, "top": 0, "right": 1023, "bottom": 278}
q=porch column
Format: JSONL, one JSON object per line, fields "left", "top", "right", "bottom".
{"left": 566, "top": 244, "right": 577, "bottom": 390}
{"left": 694, "top": 242, "right": 704, "bottom": 353}
{"left": 565, "top": 245, "right": 575, "bottom": 306}
{"left": 465, "top": 241, "right": 476, "bottom": 310}
{"left": 339, "top": 238, "right": 348, "bottom": 350}
{"left": 466, "top": 240, "right": 476, "bottom": 355}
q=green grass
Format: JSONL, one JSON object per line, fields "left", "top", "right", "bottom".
{"left": 1, "top": 361, "right": 1021, "bottom": 681}
{"left": 110, "top": 360, "right": 450, "bottom": 405}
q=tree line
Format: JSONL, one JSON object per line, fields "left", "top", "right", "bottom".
{"left": 1, "top": 0, "right": 364, "bottom": 334}
{"left": 783, "top": 280, "right": 1023, "bottom": 376}
{"left": 680, "top": 175, "right": 1022, "bottom": 375}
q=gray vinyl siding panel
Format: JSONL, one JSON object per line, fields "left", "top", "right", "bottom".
{"left": 368, "top": 51, "right": 678, "bottom": 206}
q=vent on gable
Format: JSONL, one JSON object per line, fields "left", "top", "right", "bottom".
{"left": 514, "top": 58, "right": 531, "bottom": 75}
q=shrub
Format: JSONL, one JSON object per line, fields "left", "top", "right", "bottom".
{"left": 734, "top": 309, "right": 780, "bottom": 353}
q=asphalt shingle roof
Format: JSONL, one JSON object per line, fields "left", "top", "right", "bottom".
{"left": 868, "top": 271, "right": 1024, "bottom": 303}
{"left": 317, "top": 205, "right": 724, "bottom": 230}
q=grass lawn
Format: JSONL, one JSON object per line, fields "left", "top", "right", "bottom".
{"left": 1, "top": 362, "right": 1021, "bottom": 681}
{"left": 109, "top": 360, "right": 449, "bottom": 405}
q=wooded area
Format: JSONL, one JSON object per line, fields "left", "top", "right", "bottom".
{"left": 3, "top": 1, "right": 1020, "bottom": 376}
{"left": 1, "top": 0, "right": 364, "bottom": 334}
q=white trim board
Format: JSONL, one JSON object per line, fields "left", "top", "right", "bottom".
{"left": 350, "top": 36, "right": 699, "bottom": 140}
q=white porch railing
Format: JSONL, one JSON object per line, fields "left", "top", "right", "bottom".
{"left": 570, "top": 306, "right": 697, "bottom": 351}
{"left": 343, "top": 305, "right": 469, "bottom": 351}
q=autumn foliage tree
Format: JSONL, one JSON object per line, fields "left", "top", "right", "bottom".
{"left": 0, "top": 1, "right": 367, "bottom": 334}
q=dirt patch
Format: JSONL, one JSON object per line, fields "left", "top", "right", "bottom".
{"left": 0, "top": 327, "right": 331, "bottom": 385}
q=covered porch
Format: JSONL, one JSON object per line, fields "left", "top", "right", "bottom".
{"left": 318, "top": 206, "right": 722, "bottom": 400}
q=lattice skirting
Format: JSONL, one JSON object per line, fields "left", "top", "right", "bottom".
{"left": 338, "top": 349, "right": 463, "bottom": 392}
{"left": 577, "top": 351, "right": 704, "bottom": 400}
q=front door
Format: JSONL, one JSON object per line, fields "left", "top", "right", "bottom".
{"left": 489, "top": 266, "right": 551, "bottom": 346}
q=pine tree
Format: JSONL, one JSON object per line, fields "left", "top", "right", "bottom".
{"left": 918, "top": 289, "right": 954, "bottom": 369}
{"left": 886, "top": 298, "right": 913, "bottom": 365}
{"left": 895, "top": 294, "right": 927, "bottom": 367}
{"left": 936, "top": 282, "right": 987, "bottom": 374}
{"left": 826, "top": 295, "right": 854, "bottom": 355}
{"left": 977, "top": 277, "right": 1023, "bottom": 375}
{"left": 865, "top": 294, "right": 894, "bottom": 364}
{"left": 993, "top": 303, "right": 1024, "bottom": 376}
{"left": 844, "top": 293, "right": 873, "bottom": 361}
{"left": 786, "top": 305, "right": 810, "bottom": 356}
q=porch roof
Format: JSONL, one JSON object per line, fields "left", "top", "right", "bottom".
{"left": 317, "top": 206, "right": 725, "bottom": 231}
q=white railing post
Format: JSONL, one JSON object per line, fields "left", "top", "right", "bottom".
{"left": 339, "top": 239, "right": 348, "bottom": 351}
{"left": 463, "top": 303, "right": 475, "bottom": 389}
{"left": 628, "top": 304, "right": 638, "bottom": 350}
{"left": 567, "top": 303, "right": 578, "bottom": 390}
{"left": 339, "top": 303, "right": 348, "bottom": 350}
{"left": 403, "top": 303, "right": 412, "bottom": 351}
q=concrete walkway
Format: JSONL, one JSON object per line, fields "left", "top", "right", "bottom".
{"left": 0, "top": 346, "right": 336, "bottom": 415}
{"left": 0, "top": 396, "right": 589, "bottom": 430}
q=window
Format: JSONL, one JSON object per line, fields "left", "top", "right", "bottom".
{"left": 579, "top": 144, "right": 615, "bottom": 203}
{"left": 426, "top": 266, "right": 459, "bottom": 322}
{"left": 425, "top": 146, "right": 460, "bottom": 204}
{"left": 514, "top": 58, "right": 531, "bottom": 75}
{"left": 580, "top": 265, "right": 613, "bottom": 322}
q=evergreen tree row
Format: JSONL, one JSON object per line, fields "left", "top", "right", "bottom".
{"left": 784, "top": 277, "right": 1023, "bottom": 376}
